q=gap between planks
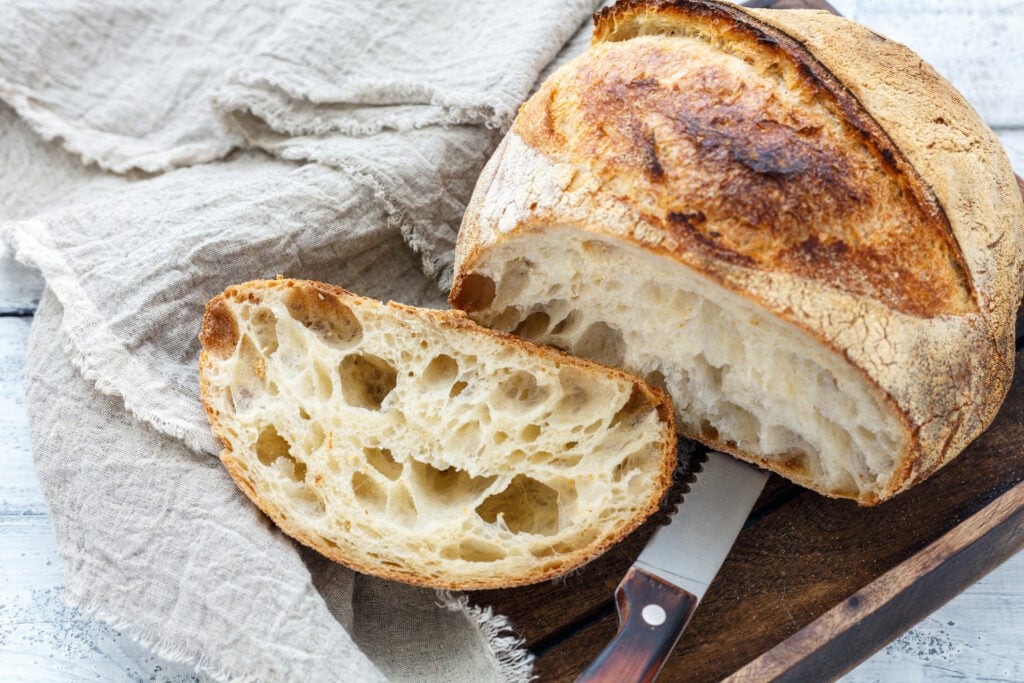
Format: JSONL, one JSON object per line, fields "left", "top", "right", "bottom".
{"left": 727, "top": 479, "right": 1024, "bottom": 682}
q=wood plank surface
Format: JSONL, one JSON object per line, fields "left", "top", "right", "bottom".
{"left": 0, "top": 317, "right": 209, "bottom": 682}
{"left": 0, "top": 259, "right": 42, "bottom": 313}
{"left": 729, "top": 480, "right": 1024, "bottom": 681}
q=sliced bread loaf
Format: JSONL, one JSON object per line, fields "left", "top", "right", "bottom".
{"left": 199, "top": 278, "right": 676, "bottom": 589}
{"left": 450, "top": 0, "right": 1023, "bottom": 505}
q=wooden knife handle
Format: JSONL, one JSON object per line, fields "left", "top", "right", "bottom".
{"left": 575, "top": 566, "right": 700, "bottom": 683}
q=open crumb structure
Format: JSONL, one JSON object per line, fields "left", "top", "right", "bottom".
{"left": 199, "top": 279, "right": 676, "bottom": 589}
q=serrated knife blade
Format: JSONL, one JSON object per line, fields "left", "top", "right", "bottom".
{"left": 576, "top": 451, "right": 769, "bottom": 683}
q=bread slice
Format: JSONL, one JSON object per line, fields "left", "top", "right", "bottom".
{"left": 450, "top": 0, "right": 1024, "bottom": 505}
{"left": 198, "top": 279, "right": 676, "bottom": 589}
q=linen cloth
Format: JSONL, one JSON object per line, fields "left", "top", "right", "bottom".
{"left": 0, "top": 0, "right": 601, "bottom": 680}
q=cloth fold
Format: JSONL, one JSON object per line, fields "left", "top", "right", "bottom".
{"left": 214, "top": 0, "right": 595, "bottom": 136}
{"left": 1, "top": 0, "right": 601, "bottom": 680}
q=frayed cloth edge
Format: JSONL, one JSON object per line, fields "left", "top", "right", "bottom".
{"left": 437, "top": 590, "right": 536, "bottom": 683}
{"left": 0, "top": 85, "right": 239, "bottom": 174}
{"left": 4, "top": 219, "right": 221, "bottom": 456}
{"left": 60, "top": 580, "right": 257, "bottom": 683}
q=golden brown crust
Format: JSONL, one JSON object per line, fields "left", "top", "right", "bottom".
{"left": 451, "top": 0, "right": 1024, "bottom": 505}
{"left": 200, "top": 279, "right": 678, "bottom": 588}
{"left": 518, "top": 0, "right": 973, "bottom": 318}
{"left": 199, "top": 298, "right": 240, "bottom": 360}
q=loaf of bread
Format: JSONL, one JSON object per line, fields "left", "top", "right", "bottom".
{"left": 199, "top": 279, "right": 676, "bottom": 588}
{"left": 450, "top": 0, "right": 1024, "bottom": 504}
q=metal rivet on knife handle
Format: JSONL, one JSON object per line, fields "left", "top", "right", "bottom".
{"left": 575, "top": 567, "right": 699, "bottom": 683}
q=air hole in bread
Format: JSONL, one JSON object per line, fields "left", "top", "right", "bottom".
{"left": 453, "top": 421, "right": 482, "bottom": 452}
{"left": 284, "top": 287, "right": 362, "bottom": 349}
{"left": 501, "top": 258, "right": 533, "bottom": 299}
{"left": 699, "top": 419, "right": 720, "bottom": 442}
{"left": 527, "top": 450, "right": 554, "bottom": 465}
{"left": 422, "top": 354, "right": 460, "bottom": 388}
{"left": 507, "top": 449, "right": 527, "bottom": 465}
{"left": 491, "top": 306, "right": 523, "bottom": 330}
{"left": 499, "top": 371, "right": 549, "bottom": 408}
{"left": 365, "top": 447, "right": 402, "bottom": 481}
{"left": 646, "top": 281, "right": 669, "bottom": 305}
{"left": 304, "top": 422, "right": 326, "bottom": 451}
{"left": 230, "top": 337, "right": 266, "bottom": 412}
{"left": 778, "top": 449, "right": 810, "bottom": 477}
{"left": 475, "top": 474, "right": 561, "bottom": 536}
{"left": 553, "top": 454, "right": 583, "bottom": 467}
{"left": 250, "top": 307, "right": 279, "bottom": 354}
{"left": 550, "top": 526, "right": 600, "bottom": 555}
{"left": 352, "top": 471, "right": 387, "bottom": 512}
{"left": 340, "top": 353, "right": 397, "bottom": 410}
{"left": 521, "top": 424, "right": 542, "bottom": 442}
{"left": 613, "top": 452, "right": 650, "bottom": 493}
{"left": 409, "top": 461, "right": 498, "bottom": 504}
{"left": 255, "top": 425, "right": 291, "bottom": 467}
{"left": 530, "top": 545, "right": 558, "bottom": 558}
{"left": 551, "top": 310, "right": 582, "bottom": 335}
{"left": 293, "top": 483, "right": 325, "bottom": 515}
{"left": 611, "top": 385, "right": 654, "bottom": 428}
{"left": 645, "top": 370, "right": 669, "bottom": 395}
{"left": 527, "top": 450, "right": 582, "bottom": 468}
{"left": 449, "top": 380, "right": 468, "bottom": 398}
{"left": 719, "top": 402, "right": 758, "bottom": 450}
{"left": 556, "top": 367, "right": 596, "bottom": 416}
{"left": 388, "top": 410, "right": 408, "bottom": 432}
{"left": 278, "top": 455, "right": 307, "bottom": 483}
{"left": 513, "top": 311, "right": 551, "bottom": 339}
{"left": 311, "top": 361, "right": 334, "bottom": 401}
{"left": 450, "top": 272, "right": 496, "bottom": 312}
{"left": 387, "top": 483, "right": 417, "bottom": 526}
{"left": 692, "top": 354, "right": 723, "bottom": 393}
{"left": 575, "top": 321, "right": 625, "bottom": 367}
{"left": 456, "top": 539, "right": 507, "bottom": 563}
{"left": 223, "top": 387, "right": 237, "bottom": 413}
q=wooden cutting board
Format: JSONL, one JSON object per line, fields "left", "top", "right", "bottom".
{"left": 467, "top": 2, "right": 1024, "bottom": 680}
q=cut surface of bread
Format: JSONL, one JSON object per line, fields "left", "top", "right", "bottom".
{"left": 450, "top": 0, "right": 1024, "bottom": 505}
{"left": 459, "top": 228, "right": 906, "bottom": 501}
{"left": 199, "top": 279, "right": 676, "bottom": 589}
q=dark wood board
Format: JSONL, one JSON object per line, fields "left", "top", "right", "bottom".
{"left": 468, "top": 4, "right": 1024, "bottom": 680}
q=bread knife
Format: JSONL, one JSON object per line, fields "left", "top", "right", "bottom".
{"left": 576, "top": 451, "right": 769, "bottom": 682}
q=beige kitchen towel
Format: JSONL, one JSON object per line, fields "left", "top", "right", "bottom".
{"left": 0, "top": 0, "right": 600, "bottom": 680}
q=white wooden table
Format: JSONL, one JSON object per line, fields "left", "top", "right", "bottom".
{"left": 2, "top": 2, "right": 1023, "bottom": 680}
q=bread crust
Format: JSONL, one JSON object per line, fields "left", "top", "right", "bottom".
{"left": 451, "top": 0, "right": 1024, "bottom": 504}
{"left": 200, "top": 278, "right": 677, "bottom": 588}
